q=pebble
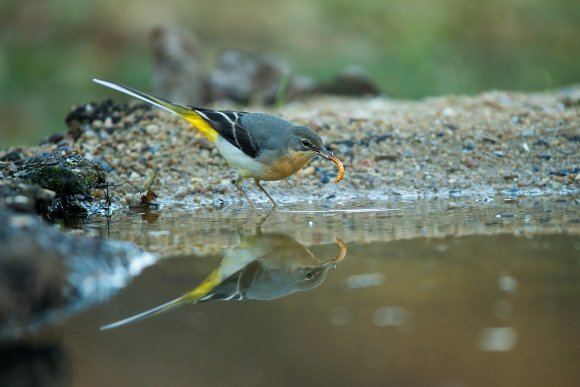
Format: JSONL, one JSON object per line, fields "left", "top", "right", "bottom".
{"left": 537, "top": 138, "right": 551, "bottom": 147}
{"left": 301, "top": 166, "right": 315, "bottom": 177}
{"left": 521, "top": 128, "right": 535, "bottom": 137}
{"left": 442, "top": 107, "right": 456, "bottom": 117}
{"left": 463, "top": 140, "right": 476, "bottom": 151}
{"left": 146, "top": 124, "right": 160, "bottom": 135}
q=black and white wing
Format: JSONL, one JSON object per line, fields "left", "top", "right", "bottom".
{"left": 192, "top": 108, "right": 260, "bottom": 158}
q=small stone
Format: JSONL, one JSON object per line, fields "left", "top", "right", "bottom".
{"left": 175, "top": 186, "right": 189, "bottom": 198}
{"left": 463, "top": 140, "right": 476, "bottom": 151}
{"left": 301, "top": 166, "right": 315, "bottom": 177}
{"left": 521, "top": 128, "right": 534, "bottom": 137}
{"left": 145, "top": 124, "right": 159, "bottom": 135}
{"left": 512, "top": 115, "right": 523, "bottom": 124}
{"left": 537, "top": 138, "right": 550, "bottom": 147}
{"left": 125, "top": 193, "right": 142, "bottom": 207}
{"left": 442, "top": 107, "right": 456, "bottom": 117}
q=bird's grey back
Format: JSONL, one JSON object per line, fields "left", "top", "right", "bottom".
{"left": 240, "top": 113, "right": 295, "bottom": 151}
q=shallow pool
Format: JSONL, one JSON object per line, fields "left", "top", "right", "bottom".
{"left": 4, "top": 195, "right": 580, "bottom": 387}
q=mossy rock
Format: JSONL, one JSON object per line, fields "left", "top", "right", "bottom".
{"left": 15, "top": 153, "right": 105, "bottom": 196}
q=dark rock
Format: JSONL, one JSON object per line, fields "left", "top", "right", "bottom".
{"left": 90, "top": 156, "right": 113, "bottom": 173}
{"left": 549, "top": 169, "right": 569, "bottom": 177}
{"left": 463, "top": 140, "right": 476, "bottom": 151}
{"left": 376, "top": 154, "right": 399, "bottom": 162}
{"left": 0, "top": 211, "right": 157, "bottom": 337}
{"left": 205, "top": 49, "right": 288, "bottom": 105}
{"left": 40, "top": 133, "right": 65, "bottom": 145}
{"left": 0, "top": 149, "right": 26, "bottom": 162}
{"left": 0, "top": 161, "right": 14, "bottom": 177}
{"left": 0, "top": 181, "right": 55, "bottom": 214}
{"left": 13, "top": 152, "right": 105, "bottom": 196}
{"left": 1, "top": 152, "right": 107, "bottom": 217}
{"left": 536, "top": 138, "right": 551, "bottom": 147}
{"left": 65, "top": 100, "right": 150, "bottom": 141}
{"left": 0, "top": 342, "right": 70, "bottom": 387}
{"left": 374, "top": 134, "right": 392, "bottom": 143}
{"left": 316, "top": 65, "right": 381, "bottom": 97}
{"left": 46, "top": 194, "right": 95, "bottom": 219}
{"left": 149, "top": 35, "right": 382, "bottom": 106}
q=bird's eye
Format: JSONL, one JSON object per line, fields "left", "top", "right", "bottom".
{"left": 301, "top": 139, "right": 311, "bottom": 148}
{"left": 305, "top": 271, "right": 314, "bottom": 280}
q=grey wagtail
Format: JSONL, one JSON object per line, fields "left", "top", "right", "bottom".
{"left": 101, "top": 234, "right": 346, "bottom": 330}
{"left": 93, "top": 79, "right": 344, "bottom": 208}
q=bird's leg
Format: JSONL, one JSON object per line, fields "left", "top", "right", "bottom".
{"left": 254, "top": 179, "right": 277, "bottom": 207}
{"left": 234, "top": 176, "right": 256, "bottom": 209}
{"left": 255, "top": 209, "right": 275, "bottom": 234}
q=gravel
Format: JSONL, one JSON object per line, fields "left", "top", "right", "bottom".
{"left": 2, "top": 86, "right": 578, "bottom": 207}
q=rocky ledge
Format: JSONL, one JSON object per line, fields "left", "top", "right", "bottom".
{"left": 0, "top": 211, "right": 157, "bottom": 338}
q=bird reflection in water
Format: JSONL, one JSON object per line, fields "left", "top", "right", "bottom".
{"left": 101, "top": 232, "right": 347, "bottom": 330}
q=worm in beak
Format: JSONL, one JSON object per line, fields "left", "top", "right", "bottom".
{"left": 317, "top": 149, "right": 344, "bottom": 183}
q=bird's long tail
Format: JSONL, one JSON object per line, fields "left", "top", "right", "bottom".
{"left": 100, "top": 296, "right": 186, "bottom": 330}
{"left": 93, "top": 79, "right": 218, "bottom": 142}
{"left": 100, "top": 269, "right": 223, "bottom": 330}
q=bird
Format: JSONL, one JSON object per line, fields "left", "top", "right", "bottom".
{"left": 93, "top": 79, "right": 344, "bottom": 208}
{"left": 100, "top": 233, "right": 347, "bottom": 330}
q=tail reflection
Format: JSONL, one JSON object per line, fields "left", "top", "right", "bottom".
{"left": 101, "top": 234, "right": 346, "bottom": 330}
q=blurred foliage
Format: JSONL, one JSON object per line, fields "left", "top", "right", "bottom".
{"left": 0, "top": 0, "right": 578, "bottom": 145}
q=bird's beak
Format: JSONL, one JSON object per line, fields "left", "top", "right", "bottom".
{"left": 316, "top": 148, "right": 344, "bottom": 183}
{"left": 318, "top": 238, "right": 347, "bottom": 270}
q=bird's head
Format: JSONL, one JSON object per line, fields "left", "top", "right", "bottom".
{"left": 288, "top": 126, "right": 325, "bottom": 155}
{"left": 288, "top": 126, "right": 344, "bottom": 182}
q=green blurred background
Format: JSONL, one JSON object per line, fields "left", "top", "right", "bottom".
{"left": 0, "top": 0, "right": 578, "bottom": 146}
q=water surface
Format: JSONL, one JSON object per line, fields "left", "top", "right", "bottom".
{"left": 6, "top": 195, "right": 580, "bottom": 387}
